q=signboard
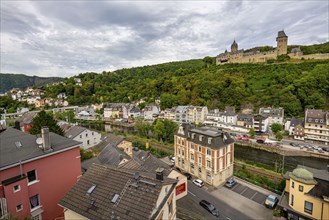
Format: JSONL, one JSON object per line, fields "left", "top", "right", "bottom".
{"left": 176, "top": 182, "right": 186, "bottom": 196}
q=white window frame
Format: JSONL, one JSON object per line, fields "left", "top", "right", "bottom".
{"left": 27, "top": 170, "right": 39, "bottom": 185}
{"left": 16, "top": 204, "right": 23, "bottom": 212}
{"left": 13, "top": 185, "right": 20, "bottom": 193}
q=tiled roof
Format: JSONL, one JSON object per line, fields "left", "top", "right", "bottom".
{"left": 118, "top": 159, "right": 148, "bottom": 172}
{"left": 59, "top": 164, "right": 177, "bottom": 220}
{"left": 106, "top": 133, "right": 124, "bottom": 147}
{"left": 15, "top": 112, "right": 37, "bottom": 125}
{"left": 0, "top": 127, "right": 80, "bottom": 169}
{"left": 98, "top": 145, "right": 130, "bottom": 166}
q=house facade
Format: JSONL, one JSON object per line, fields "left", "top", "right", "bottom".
{"left": 104, "top": 103, "right": 128, "bottom": 119}
{"left": 174, "top": 124, "right": 235, "bottom": 187}
{"left": 253, "top": 115, "right": 269, "bottom": 133}
{"left": 60, "top": 164, "right": 177, "bottom": 220}
{"left": 144, "top": 104, "right": 160, "bottom": 120}
{"left": 62, "top": 125, "right": 102, "bottom": 149}
{"left": 186, "top": 106, "right": 208, "bottom": 124}
{"left": 237, "top": 114, "right": 254, "bottom": 129}
{"left": 0, "top": 127, "right": 81, "bottom": 220}
{"left": 175, "top": 106, "right": 189, "bottom": 124}
{"left": 304, "top": 109, "right": 329, "bottom": 145}
{"left": 278, "top": 166, "right": 329, "bottom": 220}
{"left": 259, "top": 107, "right": 284, "bottom": 126}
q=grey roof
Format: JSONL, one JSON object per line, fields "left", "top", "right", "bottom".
{"left": 259, "top": 107, "right": 284, "bottom": 118}
{"left": 104, "top": 102, "right": 127, "bottom": 108}
{"left": 0, "top": 127, "right": 80, "bottom": 169}
{"left": 106, "top": 133, "right": 125, "bottom": 147}
{"left": 277, "top": 30, "right": 287, "bottom": 38}
{"left": 15, "top": 112, "right": 37, "bottom": 126}
{"left": 118, "top": 159, "right": 148, "bottom": 172}
{"left": 176, "top": 124, "right": 234, "bottom": 149}
{"left": 98, "top": 145, "right": 130, "bottom": 167}
{"left": 81, "top": 157, "right": 101, "bottom": 171}
{"left": 290, "top": 118, "right": 303, "bottom": 127}
{"left": 237, "top": 114, "right": 254, "bottom": 120}
{"left": 296, "top": 165, "right": 329, "bottom": 181}
{"left": 129, "top": 106, "right": 141, "bottom": 113}
{"left": 63, "top": 125, "right": 87, "bottom": 139}
{"left": 59, "top": 163, "right": 177, "bottom": 220}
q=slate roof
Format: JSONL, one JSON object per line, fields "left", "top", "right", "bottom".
{"left": 118, "top": 159, "right": 148, "bottom": 172}
{"left": 0, "top": 127, "right": 80, "bottom": 169}
{"left": 259, "top": 107, "right": 284, "bottom": 118}
{"left": 106, "top": 133, "right": 125, "bottom": 147}
{"left": 277, "top": 30, "right": 287, "bottom": 38}
{"left": 63, "top": 125, "right": 87, "bottom": 139}
{"left": 59, "top": 163, "right": 177, "bottom": 220}
{"left": 15, "top": 112, "right": 37, "bottom": 126}
{"left": 98, "top": 145, "right": 130, "bottom": 167}
{"left": 176, "top": 124, "right": 234, "bottom": 149}
{"left": 290, "top": 118, "right": 303, "bottom": 127}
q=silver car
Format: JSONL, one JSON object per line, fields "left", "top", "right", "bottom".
{"left": 265, "top": 194, "right": 278, "bottom": 208}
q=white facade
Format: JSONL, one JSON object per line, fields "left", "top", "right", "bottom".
{"left": 143, "top": 104, "right": 160, "bottom": 120}
{"left": 187, "top": 106, "right": 208, "bottom": 124}
{"left": 71, "top": 129, "right": 101, "bottom": 149}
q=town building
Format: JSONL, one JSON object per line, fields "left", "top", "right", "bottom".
{"left": 59, "top": 163, "right": 178, "bottom": 220}
{"left": 294, "top": 124, "right": 305, "bottom": 141}
{"left": 143, "top": 104, "right": 160, "bottom": 121}
{"left": 186, "top": 106, "right": 208, "bottom": 124}
{"left": 259, "top": 107, "right": 284, "bottom": 127}
{"left": 285, "top": 118, "right": 304, "bottom": 136}
{"left": 253, "top": 115, "right": 269, "bottom": 133}
{"left": 160, "top": 107, "right": 177, "bottom": 121}
{"left": 62, "top": 125, "right": 102, "bottom": 149}
{"left": 236, "top": 114, "right": 254, "bottom": 129}
{"left": 103, "top": 103, "right": 129, "bottom": 119}
{"left": 174, "top": 124, "right": 235, "bottom": 187}
{"left": 278, "top": 165, "right": 329, "bottom": 220}
{"left": 0, "top": 127, "right": 81, "bottom": 220}
{"left": 304, "top": 109, "right": 329, "bottom": 145}
{"left": 14, "top": 112, "right": 38, "bottom": 133}
{"left": 128, "top": 106, "right": 142, "bottom": 118}
{"left": 175, "top": 106, "right": 189, "bottom": 124}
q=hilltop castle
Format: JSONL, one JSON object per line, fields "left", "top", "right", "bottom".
{"left": 216, "top": 31, "right": 329, "bottom": 65}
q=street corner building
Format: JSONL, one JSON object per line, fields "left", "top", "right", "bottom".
{"left": 59, "top": 163, "right": 178, "bottom": 220}
{"left": 174, "top": 124, "right": 235, "bottom": 187}
{"left": 278, "top": 165, "right": 329, "bottom": 220}
{"left": 0, "top": 126, "right": 82, "bottom": 220}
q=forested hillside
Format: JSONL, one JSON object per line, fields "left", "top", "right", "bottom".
{"left": 44, "top": 58, "right": 329, "bottom": 117}
{"left": 0, "top": 73, "right": 62, "bottom": 93}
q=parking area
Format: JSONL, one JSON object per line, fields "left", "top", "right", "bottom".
{"left": 230, "top": 182, "right": 268, "bottom": 205}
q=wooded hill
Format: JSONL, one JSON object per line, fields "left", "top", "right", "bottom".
{"left": 0, "top": 73, "right": 62, "bottom": 93}
{"left": 44, "top": 56, "right": 329, "bottom": 118}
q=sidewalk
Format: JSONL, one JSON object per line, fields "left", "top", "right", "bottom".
{"left": 235, "top": 176, "right": 280, "bottom": 197}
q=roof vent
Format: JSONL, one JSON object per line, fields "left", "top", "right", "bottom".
{"left": 15, "top": 141, "right": 22, "bottom": 149}
{"left": 86, "top": 184, "right": 96, "bottom": 195}
{"left": 133, "top": 172, "right": 140, "bottom": 180}
{"left": 111, "top": 194, "right": 120, "bottom": 204}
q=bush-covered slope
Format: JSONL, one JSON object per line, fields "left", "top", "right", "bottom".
{"left": 0, "top": 73, "right": 62, "bottom": 93}
{"left": 44, "top": 58, "right": 329, "bottom": 117}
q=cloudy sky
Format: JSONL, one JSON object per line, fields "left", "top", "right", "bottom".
{"left": 1, "top": 1, "right": 328, "bottom": 77}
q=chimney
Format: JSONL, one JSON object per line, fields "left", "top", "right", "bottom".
{"left": 41, "top": 127, "right": 52, "bottom": 152}
{"left": 155, "top": 167, "right": 164, "bottom": 181}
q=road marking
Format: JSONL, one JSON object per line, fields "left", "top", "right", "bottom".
{"left": 188, "top": 191, "right": 196, "bottom": 197}
{"left": 240, "top": 187, "right": 248, "bottom": 195}
{"left": 250, "top": 191, "right": 258, "bottom": 200}
{"left": 226, "top": 217, "right": 231, "bottom": 220}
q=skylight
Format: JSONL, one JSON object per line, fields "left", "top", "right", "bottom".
{"left": 111, "top": 194, "right": 120, "bottom": 204}
{"left": 86, "top": 184, "right": 96, "bottom": 195}
{"left": 15, "top": 141, "right": 22, "bottom": 149}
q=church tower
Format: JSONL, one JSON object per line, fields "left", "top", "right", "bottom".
{"left": 231, "top": 40, "right": 238, "bottom": 53}
{"left": 276, "top": 30, "right": 288, "bottom": 56}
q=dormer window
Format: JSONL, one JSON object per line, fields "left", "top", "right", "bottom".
{"left": 191, "top": 133, "right": 195, "bottom": 139}
{"left": 315, "top": 119, "right": 318, "bottom": 123}
{"left": 208, "top": 138, "right": 212, "bottom": 144}
{"left": 199, "top": 135, "right": 203, "bottom": 141}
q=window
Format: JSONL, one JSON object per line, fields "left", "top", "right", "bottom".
{"left": 182, "top": 159, "right": 185, "bottom": 165}
{"left": 198, "top": 167, "right": 202, "bottom": 173}
{"left": 27, "top": 170, "right": 37, "bottom": 183}
{"left": 198, "top": 146, "right": 202, "bottom": 152}
{"left": 13, "top": 185, "right": 20, "bottom": 192}
{"left": 190, "top": 143, "right": 194, "bottom": 150}
{"left": 206, "top": 148, "right": 211, "bottom": 156}
{"left": 92, "top": 132, "right": 94, "bottom": 136}
{"left": 207, "top": 160, "right": 211, "bottom": 168}
{"left": 87, "top": 140, "right": 90, "bottom": 145}
{"left": 192, "top": 133, "right": 195, "bottom": 139}
{"left": 304, "top": 201, "right": 313, "bottom": 214}
{"left": 198, "top": 157, "right": 202, "bottom": 165}
{"left": 80, "top": 135, "right": 82, "bottom": 139}
{"left": 16, "top": 204, "right": 23, "bottom": 212}
{"left": 168, "top": 196, "right": 173, "bottom": 214}
{"left": 299, "top": 185, "right": 304, "bottom": 192}
{"left": 86, "top": 133, "right": 88, "bottom": 137}
{"left": 291, "top": 181, "right": 294, "bottom": 188}
{"left": 199, "top": 135, "right": 203, "bottom": 141}
{"left": 30, "top": 194, "right": 40, "bottom": 210}
{"left": 126, "top": 147, "right": 129, "bottom": 153}
{"left": 191, "top": 164, "right": 194, "bottom": 171}
{"left": 191, "top": 153, "right": 194, "bottom": 161}
{"left": 208, "top": 138, "right": 212, "bottom": 144}
{"left": 290, "top": 194, "right": 294, "bottom": 206}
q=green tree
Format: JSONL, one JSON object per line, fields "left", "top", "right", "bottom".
{"left": 135, "top": 119, "right": 152, "bottom": 138}
{"left": 271, "top": 123, "right": 282, "bottom": 134}
{"left": 29, "top": 110, "right": 64, "bottom": 136}
{"left": 275, "top": 131, "right": 283, "bottom": 141}
{"left": 249, "top": 128, "right": 256, "bottom": 139}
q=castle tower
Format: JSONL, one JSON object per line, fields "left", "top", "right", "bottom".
{"left": 231, "top": 40, "right": 238, "bottom": 53}
{"left": 276, "top": 30, "right": 288, "bottom": 56}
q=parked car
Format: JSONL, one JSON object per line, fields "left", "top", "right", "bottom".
{"left": 322, "top": 147, "right": 329, "bottom": 152}
{"left": 289, "top": 142, "right": 299, "bottom": 147}
{"left": 199, "top": 200, "right": 219, "bottom": 217}
{"left": 182, "top": 172, "right": 192, "bottom": 180}
{"left": 192, "top": 179, "right": 204, "bottom": 187}
{"left": 170, "top": 156, "right": 175, "bottom": 163}
{"left": 225, "top": 178, "right": 237, "bottom": 188}
{"left": 265, "top": 194, "right": 279, "bottom": 209}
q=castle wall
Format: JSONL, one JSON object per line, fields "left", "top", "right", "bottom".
{"left": 288, "top": 53, "right": 329, "bottom": 60}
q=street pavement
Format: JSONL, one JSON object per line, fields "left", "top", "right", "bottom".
{"left": 177, "top": 178, "right": 274, "bottom": 220}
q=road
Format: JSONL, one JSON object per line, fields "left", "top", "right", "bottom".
{"left": 186, "top": 180, "right": 252, "bottom": 220}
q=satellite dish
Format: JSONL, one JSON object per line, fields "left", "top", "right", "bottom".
{"left": 36, "top": 137, "right": 43, "bottom": 145}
